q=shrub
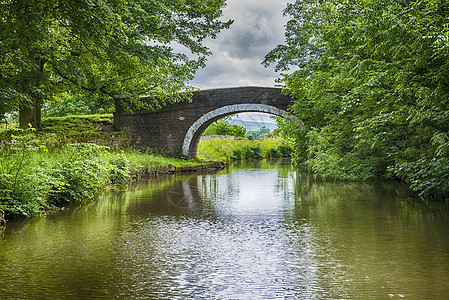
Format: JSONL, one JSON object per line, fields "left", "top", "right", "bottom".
{"left": 0, "top": 135, "right": 131, "bottom": 219}
{"left": 389, "top": 158, "right": 449, "bottom": 201}
{"left": 277, "top": 142, "right": 293, "bottom": 157}
{"left": 241, "top": 143, "right": 263, "bottom": 159}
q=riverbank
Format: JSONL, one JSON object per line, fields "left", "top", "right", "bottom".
{"left": 130, "top": 160, "right": 226, "bottom": 180}
{"left": 0, "top": 129, "right": 224, "bottom": 222}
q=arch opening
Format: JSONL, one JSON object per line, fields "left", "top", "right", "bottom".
{"left": 182, "top": 104, "right": 295, "bottom": 157}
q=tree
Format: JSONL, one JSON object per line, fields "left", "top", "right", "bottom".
{"left": 258, "top": 126, "right": 270, "bottom": 137}
{"left": 246, "top": 126, "right": 271, "bottom": 138}
{"left": 203, "top": 121, "right": 246, "bottom": 137}
{"left": 0, "top": 0, "right": 232, "bottom": 129}
{"left": 265, "top": 0, "right": 449, "bottom": 199}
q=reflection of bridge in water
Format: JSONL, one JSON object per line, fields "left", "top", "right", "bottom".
{"left": 114, "top": 87, "right": 293, "bottom": 158}
{"left": 127, "top": 174, "right": 223, "bottom": 216}
{"left": 124, "top": 160, "right": 301, "bottom": 217}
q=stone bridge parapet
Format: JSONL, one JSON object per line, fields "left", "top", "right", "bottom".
{"left": 114, "top": 86, "right": 293, "bottom": 157}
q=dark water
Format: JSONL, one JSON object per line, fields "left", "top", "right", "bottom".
{"left": 1, "top": 160, "right": 449, "bottom": 299}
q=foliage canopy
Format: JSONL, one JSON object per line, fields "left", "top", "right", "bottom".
{"left": 0, "top": 0, "right": 232, "bottom": 127}
{"left": 265, "top": 0, "right": 449, "bottom": 201}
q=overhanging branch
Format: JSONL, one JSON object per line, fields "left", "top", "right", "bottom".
{"left": 51, "top": 64, "right": 116, "bottom": 99}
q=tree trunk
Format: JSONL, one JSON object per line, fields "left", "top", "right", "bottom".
{"left": 19, "top": 97, "right": 42, "bottom": 130}
{"left": 19, "top": 56, "right": 44, "bottom": 131}
{"left": 19, "top": 101, "right": 36, "bottom": 129}
{"left": 35, "top": 99, "right": 42, "bottom": 131}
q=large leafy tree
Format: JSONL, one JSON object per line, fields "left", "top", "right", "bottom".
{"left": 0, "top": 0, "right": 231, "bottom": 129}
{"left": 265, "top": 0, "right": 449, "bottom": 200}
{"left": 202, "top": 120, "right": 246, "bottom": 137}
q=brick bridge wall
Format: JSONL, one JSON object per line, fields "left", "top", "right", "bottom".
{"left": 114, "top": 86, "right": 292, "bottom": 158}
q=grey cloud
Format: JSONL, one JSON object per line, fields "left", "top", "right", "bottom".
{"left": 219, "top": 1, "right": 286, "bottom": 59}
{"left": 190, "top": 0, "right": 292, "bottom": 89}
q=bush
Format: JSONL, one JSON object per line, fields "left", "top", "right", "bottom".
{"left": 0, "top": 133, "right": 131, "bottom": 219}
{"left": 389, "top": 158, "right": 449, "bottom": 201}
{"left": 241, "top": 143, "right": 263, "bottom": 159}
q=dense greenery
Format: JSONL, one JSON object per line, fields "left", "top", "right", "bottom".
{"left": 198, "top": 137, "right": 292, "bottom": 161}
{"left": 202, "top": 120, "right": 246, "bottom": 137}
{"left": 0, "top": 0, "right": 232, "bottom": 129}
{"left": 0, "top": 132, "right": 127, "bottom": 218}
{"left": 42, "top": 114, "right": 114, "bottom": 137}
{"left": 247, "top": 126, "right": 273, "bottom": 138}
{"left": 265, "top": 0, "right": 449, "bottom": 201}
{"left": 1, "top": 114, "right": 124, "bottom": 146}
{"left": 42, "top": 94, "right": 115, "bottom": 117}
{"left": 0, "top": 127, "right": 207, "bottom": 220}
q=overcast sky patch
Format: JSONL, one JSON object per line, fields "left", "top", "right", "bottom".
{"left": 190, "top": 0, "right": 291, "bottom": 90}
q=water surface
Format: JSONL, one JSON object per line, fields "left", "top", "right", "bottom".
{"left": 1, "top": 160, "right": 449, "bottom": 299}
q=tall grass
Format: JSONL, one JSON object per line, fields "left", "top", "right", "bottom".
{"left": 122, "top": 148, "right": 207, "bottom": 170}
{"left": 197, "top": 137, "right": 293, "bottom": 161}
{"left": 0, "top": 130, "right": 204, "bottom": 220}
{"left": 0, "top": 133, "right": 128, "bottom": 219}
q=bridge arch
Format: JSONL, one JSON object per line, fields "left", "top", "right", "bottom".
{"left": 182, "top": 104, "right": 292, "bottom": 157}
{"left": 114, "top": 87, "right": 294, "bottom": 157}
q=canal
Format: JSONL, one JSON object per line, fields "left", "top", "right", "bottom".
{"left": 1, "top": 160, "right": 449, "bottom": 299}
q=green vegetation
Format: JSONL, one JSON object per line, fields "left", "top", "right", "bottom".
{"left": 42, "top": 114, "right": 114, "bottom": 137}
{"left": 1, "top": 114, "right": 125, "bottom": 147}
{"left": 0, "top": 132, "right": 127, "bottom": 219}
{"left": 0, "top": 209, "right": 5, "bottom": 235}
{"left": 246, "top": 126, "right": 274, "bottom": 138}
{"left": 42, "top": 94, "right": 115, "bottom": 118}
{"left": 202, "top": 121, "right": 246, "bottom": 137}
{"left": 0, "top": 125, "right": 208, "bottom": 220}
{"left": 198, "top": 137, "right": 292, "bottom": 161}
{"left": 264, "top": 0, "right": 449, "bottom": 201}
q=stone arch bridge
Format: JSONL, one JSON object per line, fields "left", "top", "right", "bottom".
{"left": 114, "top": 86, "right": 293, "bottom": 158}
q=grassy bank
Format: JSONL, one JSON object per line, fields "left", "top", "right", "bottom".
{"left": 0, "top": 126, "right": 213, "bottom": 221}
{"left": 197, "top": 137, "right": 293, "bottom": 161}
{"left": 0, "top": 140, "right": 213, "bottom": 220}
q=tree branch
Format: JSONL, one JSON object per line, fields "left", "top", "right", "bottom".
{"left": 51, "top": 64, "right": 116, "bottom": 98}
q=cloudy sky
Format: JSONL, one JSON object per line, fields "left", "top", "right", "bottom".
{"left": 184, "top": 0, "right": 292, "bottom": 125}
{"left": 190, "top": 0, "right": 291, "bottom": 89}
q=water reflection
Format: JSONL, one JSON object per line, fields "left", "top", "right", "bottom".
{"left": 1, "top": 160, "right": 449, "bottom": 299}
